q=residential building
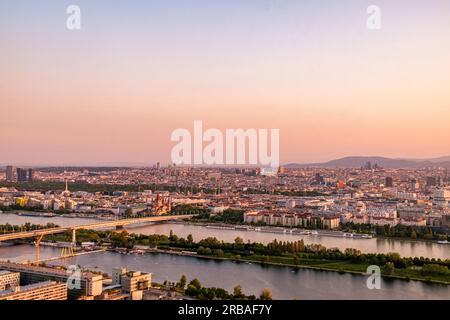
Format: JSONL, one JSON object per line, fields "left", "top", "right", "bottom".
{"left": 0, "top": 281, "right": 67, "bottom": 300}
{"left": 0, "top": 271, "right": 20, "bottom": 291}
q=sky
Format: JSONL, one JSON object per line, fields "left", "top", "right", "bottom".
{"left": 1, "top": 0, "right": 450, "bottom": 166}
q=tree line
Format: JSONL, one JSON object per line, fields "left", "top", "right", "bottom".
{"left": 162, "top": 275, "right": 272, "bottom": 300}
{"left": 340, "top": 222, "right": 449, "bottom": 241}
{"left": 0, "top": 222, "right": 59, "bottom": 234}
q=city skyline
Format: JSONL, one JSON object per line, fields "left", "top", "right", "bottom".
{"left": 1, "top": 0, "right": 450, "bottom": 165}
{"left": 2, "top": 154, "right": 450, "bottom": 168}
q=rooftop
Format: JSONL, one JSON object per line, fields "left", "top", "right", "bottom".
{"left": 0, "top": 280, "right": 63, "bottom": 297}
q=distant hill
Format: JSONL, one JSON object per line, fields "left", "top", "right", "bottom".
{"left": 284, "top": 156, "right": 450, "bottom": 169}
{"left": 423, "top": 156, "right": 450, "bottom": 163}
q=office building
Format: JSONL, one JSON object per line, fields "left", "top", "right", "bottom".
{"left": 5, "top": 166, "right": 13, "bottom": 182}
{"left": 28, "top": 168, "right": 34, "bottom": 182}
{"left": 385, "top": 177, "right": 393, "bottom": 188}
{"left": 433, "top": 189, "right": 450, "bottom": 208}
{"left": 315, "top": 173, "right": 324, "bottom": 184}
{"left": 16, "top": 168, "right": 28, "bottom": 182}
{"left": 426, "top": 176, "right": 437, "bottom": 187}
{"left": 112, "top": 268, "right": 151, "bottom": 300}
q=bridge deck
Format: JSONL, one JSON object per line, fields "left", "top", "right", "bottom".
{"left": 0, "top": 214, "right": 193, "bottom": 242}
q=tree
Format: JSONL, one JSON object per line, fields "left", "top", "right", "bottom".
{"left": 187, "top": 234, "right": 194, "bottom": 243}
{"left": 124, "top": 208, "right": 133, "bottom": 217}
{"left": 420, "top": 264, "right": 449, "bottom": 276}
{"left": 260, "top": 288, "right": 272, "bottom": 300}
{"left": 197, "top": 246, "right": 212, "bottom": 255}
{"left": 233, "top": 285, "right": 245, "bottom": 299}
{"left": 234, "top": 237, "right": 244, "bottom": 245}
{"left": 178, "top": 274, "right": 187, "bottom": 289}
{"left": 189, "top": 278, "right": 202, "bottom": 290}
{"left": 185, "top": 284, "right": 200, "bottom": 297}
{"left": 383, "top": 262, "right": 395, "bottom": 276}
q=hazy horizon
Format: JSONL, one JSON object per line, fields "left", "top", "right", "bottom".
{"left": 1, "top": 154, "right": 450, "bottom": 168}
{"left": 1, "top": 0, "right": 450, "bottom": 165}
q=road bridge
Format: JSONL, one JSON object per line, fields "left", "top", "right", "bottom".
{"left": 0, "top": 214, "right": 193, "bottom": 264}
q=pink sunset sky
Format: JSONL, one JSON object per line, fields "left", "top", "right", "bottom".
{"left": 1, "top": 0, "right": 449, "bottom": 166}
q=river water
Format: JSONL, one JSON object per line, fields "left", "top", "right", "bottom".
{"left": 0, "top": 245, "right": 448, "bottom": 300}
{"left": 1, "top": 213, "right": 448, "bottom": 259}
{"left": 1, "top": 213, "right": 449, "bottom": 299}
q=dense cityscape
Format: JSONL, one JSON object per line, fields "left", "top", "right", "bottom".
{"left": 1, "top": 0, "right": 450, "bottom": 312}
{"left": 0, "top": 162, "right": 449, "bottom": 300}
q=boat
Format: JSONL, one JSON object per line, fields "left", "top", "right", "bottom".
{"left": 437, "top": 240, "right": 449, "bottom": 244}
{"left": 352, "top": 234, "right": 373, "bottom": 239}
{"left": 341, "top": 233, "right": 353, "bottom": 238}
{"left": 235, "top": 226, "right": 251, "bottom": 231}
{"left": 17, "top": 212, "right": 56, "bottom": 217}
{"left": 205, "top": 225, "right": 235, "bottom": 230}
{"left": 258, "top": 228, "right": 288, "bottom": 235}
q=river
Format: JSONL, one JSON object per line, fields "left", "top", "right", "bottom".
{"left": 1, "top": 213, "right": 449, "bottom": 299}
{"left": 0, "top": 244, "right": 448, "bottom": 299}
{"left": 1, "top": 213, "right": 449, "bottom": 259}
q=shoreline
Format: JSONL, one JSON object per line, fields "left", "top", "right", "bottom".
{"left": 173, "top": 220, "right": 449, "bottom": 245}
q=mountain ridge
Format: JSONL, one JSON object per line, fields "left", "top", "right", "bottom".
{"left": 284, "top": 156, "right": 450, "bottom": 169}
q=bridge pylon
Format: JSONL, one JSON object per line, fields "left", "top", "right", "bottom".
{"left": 61, "top": 246, "right": 75, "bottom": 258}
{"left": 71, "top": 229, "right": 77, "bottom": 247}
{"left": 34, "top": 234, "right": 44, "bottom": 266}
